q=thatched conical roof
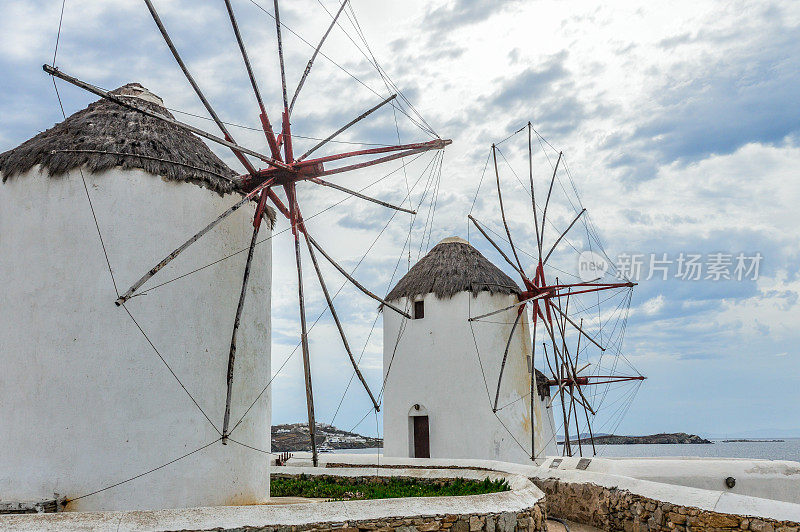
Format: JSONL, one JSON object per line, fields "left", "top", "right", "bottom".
{"left": 0, "top": 83, "right": 240, "bottom": 196}
{"left": 386, "top": 237, "right": 521, "bottom": 302}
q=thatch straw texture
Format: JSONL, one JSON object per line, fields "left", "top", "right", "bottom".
{"left": 534, "top": 367, "right": 550, "bottom": 398}
{"left": 0, "top": 83, "right": 239, "bottom": 197}
{"left": 385, "top": 238, "right": 521, "bottom": 302}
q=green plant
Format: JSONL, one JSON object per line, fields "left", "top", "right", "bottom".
{"left": 270, "top": 475, "right": 510, "bottom": 500}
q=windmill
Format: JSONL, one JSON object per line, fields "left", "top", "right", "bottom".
{"left": 45, "top": 0, "right": 449, "bottom": 468}
{"left": 468, "top": 122, "right": 645, "bottom": 458}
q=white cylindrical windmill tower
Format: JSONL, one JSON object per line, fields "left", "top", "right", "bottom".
{"left": 382, "top": 237, "right": 558, "bottom": 464}
{"left": 0, "top": 84, "right": 272, "bottom": 511}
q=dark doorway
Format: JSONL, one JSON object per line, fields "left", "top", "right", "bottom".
{"left": 414, "top": 300, "right": 425, "bottom": 319}
{"left": 413, "top": 415, "right": 430, "bottom": 458}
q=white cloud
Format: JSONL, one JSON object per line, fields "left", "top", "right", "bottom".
{"left": 640, "top": 295, "right": 665, "bottom": 316}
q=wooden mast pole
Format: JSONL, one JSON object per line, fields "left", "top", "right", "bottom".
{"left": 492, "top": 308, "right": 523, "bottom": 412}
{"left": 303, "top": 231, "right": 380, "bottom": 411}
{"left": 530, "top": 310, "right": 538, "bottom": 461}
{"left": 222, "top": 192, "right": 271, "bottom": 443}
{"left": 273, "top": 0, "right": 318, "bottom": 466}
{"left": 559, "top": 362, "right": 571, "bottom": 456}
{"left": 571, "top": 313, "right": 584, "bottom": 457}
{"left": 289, "top": 190, "right": 318, "bottom": 466}
{"left": 556, "top": 291, "right": 572, "bottom": 456}
{"left": 578, "top": 318, "right": 597, "bottom": 456}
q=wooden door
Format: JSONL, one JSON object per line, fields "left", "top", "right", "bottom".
{"left": 413, "top": 415, "right": 430, "bottom": 458}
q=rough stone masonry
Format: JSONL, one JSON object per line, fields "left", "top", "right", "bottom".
{"left": 534, "top": 478, "right": 800, "bottom": 532}
{"left": 162, "top": 507, "right": 547, "bottom": 532}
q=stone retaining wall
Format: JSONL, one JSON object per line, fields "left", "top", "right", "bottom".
{"left": 226, "top": 507, "right": 547, "bottom": 532}
{"left": 0, "top": 497, "right": 63, "bottom": 515}
{"left": 534, "top": 478, "right": 800, "bottom": 531}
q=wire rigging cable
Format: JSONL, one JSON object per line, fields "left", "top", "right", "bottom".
{"left": 66, "top": 439, "right": 222, "bottom": 504}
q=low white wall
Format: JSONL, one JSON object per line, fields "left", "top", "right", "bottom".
{"left": 0, "top": 464, "right": 545, "bottom": 531}
{"left": 0, "top": 167, "right": 272, "bottom": 511}
{"left": 547, "top": 455, "right": 800, "bottom": 505}
{"left": 294, "top": 453, "right": 800, "bottom": 523}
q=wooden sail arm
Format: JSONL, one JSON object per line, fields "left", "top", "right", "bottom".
{"left": 305, "top": 139, "right": 451, "bottom": 166}
{"left": 539, "top": 151, "right": 562, "bottom": 250}
{"left": 309, "top": 178, "right": 415, "bottom": 214}
{"left": 521, "top": 282, "right": 635, "bottom": 300}
{"left": 296, "top": 94, "right": 397, "bottom": 162}
{"left": 236, "top": 139, "right": 450, "bottom": 192}
{"left": 548, "top": 301, "right": 606, "bottom": 352}
{"left": 492, "top": 144, "right": 526, "bottom": 276}
{"left": 289, "top": 0, "right": 349, "bottom": 115}
{"left": 222, "top": 0, "right": 282, "bottom": 160}
{"left": 316, "top": 145, "right": 441, "bottom": 178}
{"left": 114, "top": 178, "right": 276, "bottom": 305}
{"left": 303, "top": 230, "right": 381, "bottom": 412}
{"left": 547, "top": 375, "right": 646, "bottom": 386}
{"left": 468, "top": 215, "right": 529, "bottom": 281}
{"left": 492, "top": 308, "right": 523, "bottom": 412}
{"left": 468, "top": 291, "right": 550, "bottom": 322}
{"left": 543, "top": 208, "right": 586, "bottom": 264}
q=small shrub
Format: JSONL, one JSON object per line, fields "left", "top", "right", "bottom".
{"left": 271, "top": 475, "right": 510, "bottom": 500}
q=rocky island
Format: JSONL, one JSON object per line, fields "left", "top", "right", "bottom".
{"left": 721, "top": 439, "right": 784, "bottom": 443}
{"left": 561, "top": 432, "right": 713, "bottom": 445}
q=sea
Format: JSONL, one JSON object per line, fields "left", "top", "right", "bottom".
{"left": 334, "top": 439, "right": 800, "bottom": 463}
{"left": 564, "top": 438, "right": 800, "bottom": 462}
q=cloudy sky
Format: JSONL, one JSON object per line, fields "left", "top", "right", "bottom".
{"left": 2, "top": 0, "right": 799, "bottom": 440}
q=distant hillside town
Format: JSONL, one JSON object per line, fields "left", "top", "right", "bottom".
{"left": 272, "top": 423, "right": 382, "bottom": 452}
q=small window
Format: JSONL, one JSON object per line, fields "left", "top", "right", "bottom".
{"left": 414, "top": 300, "right": 425, "bottom": 319}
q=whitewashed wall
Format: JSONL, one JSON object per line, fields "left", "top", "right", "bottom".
{"left": 382, "top": 290, "right": 557, "bottom": 465}
{"left": 0, "top": 167, "right": 272, "bottom": 511}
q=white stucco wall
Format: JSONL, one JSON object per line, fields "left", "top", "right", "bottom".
{"left": 382, "top": 291, "right": 557, "bottom": 465}
{"left": 0, "top": 167, "right": 272, "bottom": 511}
{"left": 574, "top": 456, "right": 800, "bottom": 505}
